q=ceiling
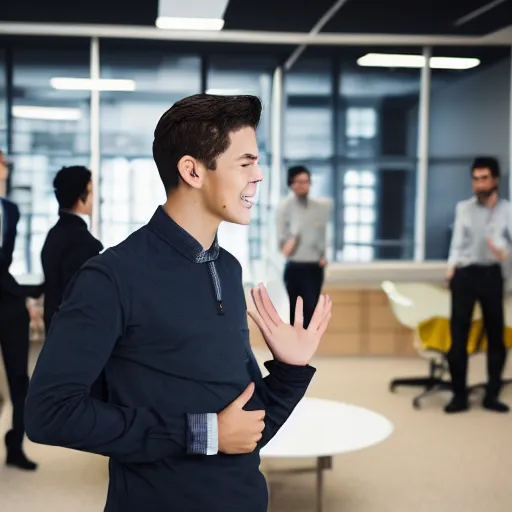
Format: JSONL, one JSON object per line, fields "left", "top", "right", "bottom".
{"left": 0, "top": 0, "right": 511, "bottom": 37}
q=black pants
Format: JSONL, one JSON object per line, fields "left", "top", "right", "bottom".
{"left": 284, "top": 262, "right": 324, "bottom": 329}
{"left": 0, "top": 294, "right": 30, "bottom": 448}
{"left": 448, "top": 264, "right": 507, "bottom": 398}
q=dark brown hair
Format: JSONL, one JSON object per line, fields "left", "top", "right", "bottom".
{"left": 472, "top": 156, "right": 500, "bottom": 178}
{"left": 153, "top": 94, "right": 262, "bottom": 192}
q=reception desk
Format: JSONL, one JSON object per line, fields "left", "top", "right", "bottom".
{"left": 248, "top": 261, "right": 448, "bottom": 358}
{"left": 17, "top": 262, "right": 449, "bottom": 357}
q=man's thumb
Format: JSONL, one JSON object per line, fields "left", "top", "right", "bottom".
{"left": 234, "top": 382, "right": 255, "bottom": 408}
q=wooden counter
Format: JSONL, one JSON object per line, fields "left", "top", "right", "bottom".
{"left": 248, "top": 285, "right": 416, "bottom": 357}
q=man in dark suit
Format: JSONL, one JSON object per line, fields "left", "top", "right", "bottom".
{"left": 0, "top": 150, "right": 37, "bottom": 470}
{"left": 41, "top": 166, "right": 104, "bottom": 398}
{"left": 41, "top": 166, "right": 103, "bottom": 330}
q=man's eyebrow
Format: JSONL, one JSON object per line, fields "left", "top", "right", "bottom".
{"left": 237, "top": 153, "right": 258, "bottom": 160}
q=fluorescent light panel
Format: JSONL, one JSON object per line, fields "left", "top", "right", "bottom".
{"left": 12, "top": 106, "right": 82, "bottom": 121}
{"left": 156, "top": 16, "right": 224, "bottom": 30}
{"left": 357, "top": 53, "right": 480, "bottom": 70}
{"left": 50, "top": 77, "right": 136, "bottom": 91}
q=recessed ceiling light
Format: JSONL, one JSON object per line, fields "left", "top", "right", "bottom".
{"left": 357, "top": 53, "right": 480, "bottom": 70}
{"left": 50, "top": 78, "right": 136, "bottom": 91}
{"left": 12, "top": 106, "right": 82, "bottom": 121}
{"left": 156, "top": 16, "right": 224, "bottom": 30}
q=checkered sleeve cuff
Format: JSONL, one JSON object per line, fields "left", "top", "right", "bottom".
{"left": 186, "top": 413, "right": 218, "bottom": 456}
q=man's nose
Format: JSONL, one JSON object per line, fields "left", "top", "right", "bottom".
{"left": 252, "top": 163, "right": 264, "bottom": 182}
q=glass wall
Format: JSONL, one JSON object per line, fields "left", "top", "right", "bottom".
{"left": 207, "top": 56, "right": 275, "bottom": 273}
{"left": 425, "top": 47, "right": 511, "bottom": 259}
{"left": 10, "top": 41, "right": 91, "bottom": 274}
{"left": 0, "top": 37, "right": 510, "bottom": 273}
{"left": 337, "top": 47, "right": 422, "bottom": 261}
{"left": 99, "top": 41, "right": 202, "bottom": 248}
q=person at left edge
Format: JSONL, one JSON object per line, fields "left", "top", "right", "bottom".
{"left": 0, "top": 149, "right": 37, "bottom": 470}
{"left": 24, "top": 94, "right": 333, "bottom": 511}
{"left": 41, "top": 165, "right": 104, "bottom": 399}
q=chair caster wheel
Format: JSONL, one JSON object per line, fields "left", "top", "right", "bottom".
{"left": 413, "top": 399, "right": 421, "bottom": 410}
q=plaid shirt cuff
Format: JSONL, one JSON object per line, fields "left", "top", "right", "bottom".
{"left": 186, "top": 413, "right": 218, "bottom": 455}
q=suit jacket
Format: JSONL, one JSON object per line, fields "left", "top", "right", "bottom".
{"left": 41, "top": 211, "right": 103, "bottom": 332}
{"left": 0, "top": 198, "right": 24, "bottom": 300}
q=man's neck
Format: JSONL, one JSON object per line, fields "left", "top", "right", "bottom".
{"left": 0, "top": 181, "right": 6, "bottom": 198}
{"left": 164, "top": 191, "right": 219, "bottom": 250}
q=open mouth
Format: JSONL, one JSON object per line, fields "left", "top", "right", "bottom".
{"left": 240, "top": 194, "right": 254, "bottom": 205}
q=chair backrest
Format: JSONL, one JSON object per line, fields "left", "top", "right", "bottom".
{"left": 381, "top": 281, "right": 452, "bottom": 328}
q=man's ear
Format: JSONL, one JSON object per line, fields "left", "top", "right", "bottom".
{"left": 177, "top": 156, "right": 203, "bottom": 189}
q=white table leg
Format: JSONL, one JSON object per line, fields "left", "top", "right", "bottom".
{"left": 316, "top": 456, "right": 332, "bottom": 512}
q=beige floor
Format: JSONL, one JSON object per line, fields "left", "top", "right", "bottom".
{"left": 1, "top": 346, "right": 512, "bottom": 512}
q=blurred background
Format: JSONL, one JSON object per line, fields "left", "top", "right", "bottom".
{"left": 1, "top": 1, "right": 512, "bottom": 511}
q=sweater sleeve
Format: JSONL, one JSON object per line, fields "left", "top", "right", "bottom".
{"left": 25, "top": 262, "right": 213, "bottom": 463}
{"left": 256, "top": 360, "right": 315, "bottom": 448}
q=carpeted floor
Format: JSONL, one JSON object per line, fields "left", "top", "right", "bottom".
{"left": 1, "top": 345, "right": 511, "bottom": 512}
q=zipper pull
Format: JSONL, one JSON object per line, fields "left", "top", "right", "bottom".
{"left": 217, "top": 300, "right": 224, "bottom": 315}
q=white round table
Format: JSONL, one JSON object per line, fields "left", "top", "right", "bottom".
{"left": 260, "top": 397, "right": 394, "bottom": 512}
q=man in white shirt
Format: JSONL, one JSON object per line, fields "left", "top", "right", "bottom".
{"left": 276, "top": 166, "right": 332, "bottom": 328}
{"left": 446, "top": 157, "right": 510, "bottom": 414}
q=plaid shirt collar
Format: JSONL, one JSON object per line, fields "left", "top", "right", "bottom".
{"left": 147, "top": 206, "right": 219, "bottom": 264}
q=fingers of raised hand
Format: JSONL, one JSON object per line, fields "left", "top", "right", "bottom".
{"left": 258, "top": 284, "right": 282, "bottom": 326}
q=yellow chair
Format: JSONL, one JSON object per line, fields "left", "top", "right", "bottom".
{"left": 382, "top": 280, "right": 512, "bottom": 409}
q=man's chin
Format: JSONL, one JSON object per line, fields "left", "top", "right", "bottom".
{"left": 221, "top": 211, "right": 252, "bottom": 226}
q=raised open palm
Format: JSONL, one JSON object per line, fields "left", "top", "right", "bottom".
{"left": 248, "top": 284, "right": 332, "bottom": 366}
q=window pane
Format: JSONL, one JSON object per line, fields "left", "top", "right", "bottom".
{"left": 344, "top": 187, "right": 360, "bottom": 205}
{"left": 344, "top": 170, "right": 360, "bottom": 186}
{"left": 359, "top": 225, "right": 374, "bottom": 243}
{"left": 337, "top": 47, "right": 422, "bottom": 260}
{"left": 359, "top": 246, "right": 374, "bottom": 262}
{"left": 344, "top": 206, "right": 359, "bottom": 223}
{"left": 361, "top": 171, "right": 376, "bottom": 186}
{"left": 10, "top": 42, "right": 91, "bottom": 275}
{"left": 343, "top": 244, "right": 359, "bottom": 261}
{"left": 344, "top": 225, "right": 358, "bottom": 243}
{"left": 360, "top": 207, "right": 375, "bottom": 223}
{"left": 360, "top": 188, "right": 375, "bottom": 206}
{"left": 426, "top": 47, "right": 511, "bottom": 260}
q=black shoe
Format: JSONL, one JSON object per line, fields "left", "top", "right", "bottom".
{"left": 5, "top": 430, "right": 38, "bottom": 471}
{"left": 444, "top": 395, "right": 469, "bottom": 414}
{"left": 483, "top": 398, "right": 510, "bottom": 413}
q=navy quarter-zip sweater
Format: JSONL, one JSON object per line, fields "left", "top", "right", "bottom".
{"left": 25, "top": 206, "right": 316, "bottom": 512}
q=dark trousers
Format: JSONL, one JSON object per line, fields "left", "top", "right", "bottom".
{"left": 0, "top": 294, "right": 30, "bottom": 448}
{"left": 284, "top": 262, "right": 324, "bottom": 328}
{"left": 448, "top": 264, "right": 507, "bottom": 398}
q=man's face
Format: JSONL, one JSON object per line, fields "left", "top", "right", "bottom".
{"left": 201, "top": 126, "right": 262, "bottom": 226}
{"left": 290, "top": 171, "right": 311, "bottom": 198}
{"left": 472, "top": 167, "right": 498, "bottom": 199}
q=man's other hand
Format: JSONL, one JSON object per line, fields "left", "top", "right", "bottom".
{"left": 217, "top": 383, "right": 265, "bottom": 455}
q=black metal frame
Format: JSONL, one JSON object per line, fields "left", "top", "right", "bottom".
{"left": 390, "top": 356, "right": 512, "bottom": 409}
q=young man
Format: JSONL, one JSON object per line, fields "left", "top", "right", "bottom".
{"left": 446, "top": 157, "right": 510, "bottom": 414}
{"left": 277, "top": 165, "right": 332, "bottom": 328}
{"left": 41, "top": 166, "right": 102, "bottom": 333}
{"left": 0, "top": 150, "right": 37, "bottom": 470}
{"left": 25, "top": 95, "right": 332, "bottom": 511}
